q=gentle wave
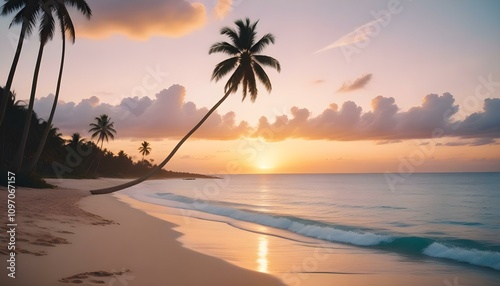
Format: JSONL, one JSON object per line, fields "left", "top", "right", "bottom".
{"left": 154, "top": 192, "right": 393, "bottom": 246}
{"left": 423, "top": 243, "right": 500, "bottom": 271}
{"left": 151, "top": 192, "right": 500, "bottom": 271}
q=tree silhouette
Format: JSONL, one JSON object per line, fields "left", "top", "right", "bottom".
{"left": 90, "top": 18, "right": 280, "bottom": 195}
{"left": 138, "top": 141, "right": 151, "bottom": 161}
{"left": 89, "top": 114, "right": 117, "bottom": 149}
{"left": 26, "top": 0, "right": 92, "bottom": 174}
{"left": 68, "top": 132, "right": 85, "bottom": 149}
{"left": 88, "top": 114, "right": 117, "bottom": 174}
{"left": 10, "top": 0, "right": 89, "bottom": 172}
{"left": 0, "top": 0, "right": 42, "bottom": 127}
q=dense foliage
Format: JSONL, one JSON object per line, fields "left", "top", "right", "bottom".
{"left": 0, "top": 87, "right": 211, "bottom": 187}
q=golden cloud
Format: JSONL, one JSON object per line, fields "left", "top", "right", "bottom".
{"left": 75, "top": 0, "right": 207, "bottom": 40}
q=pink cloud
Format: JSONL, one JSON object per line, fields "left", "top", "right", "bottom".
{"left": 34, "top": 89, "right": 500, "bottom": 144}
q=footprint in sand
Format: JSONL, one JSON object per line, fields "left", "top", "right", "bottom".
{"left": 59, "top": 269, "right": 133, "bottom": 285}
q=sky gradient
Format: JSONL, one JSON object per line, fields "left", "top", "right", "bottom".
{"left": 1, "top": 0, "right": 499, "bottom": 174}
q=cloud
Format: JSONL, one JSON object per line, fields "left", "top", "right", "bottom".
{"left": 375, "top": 140, "right": 402, "bottom": 145}
{"left": 437, "top": 138, "right": 497, "bottom": 147}
{"left": 337, "top": 73, "right": 372, "bottom": 92}
{"left": 213, "top": 0, "right": 234, "bottom": 20}
{"left": 316, "top": 18, "right": 383, "bottom": 53}
{"left": 34, "top": 85, "right": 251, "bottom": 140}
{"left": 253, "top": 94, "right": 500, "bottom": 143}
{"left": 312, "top": 79, "right": 326, "bottom": 85}
{"left": 452, "top": 98, "right": 500, "bottom": 138}
{"left": 34, "top": 89, "right": 500, "bottom": 144}
{"left": 75, "top": 0, "right": 207, "bottom": 39}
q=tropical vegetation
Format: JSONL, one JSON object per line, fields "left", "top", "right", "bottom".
{"left": 0, "top": 0, "right": 92, "bottom": 182}
{"left": 0, "top": 91, "right": 208, "bottom": 186}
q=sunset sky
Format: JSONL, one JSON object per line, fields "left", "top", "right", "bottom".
{"left": 1, "top": 0, "right": 499, "bottom": 174}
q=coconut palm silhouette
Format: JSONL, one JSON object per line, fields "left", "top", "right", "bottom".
{"left": 90, "top": 18, "right": 280, "bottom": 195}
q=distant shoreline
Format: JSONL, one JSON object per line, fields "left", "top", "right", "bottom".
{"left": 42, "top": 170, "right": 221, "bottom": 181}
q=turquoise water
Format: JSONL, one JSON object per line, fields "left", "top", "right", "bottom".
{"left": 122, "top": 173, "right": 500, "bottom": 275}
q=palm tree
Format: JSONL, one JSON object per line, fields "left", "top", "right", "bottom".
{"left": 138, "top": 141, "right": 151, "bottom": 161}
{"left": 25, "top": 0, "right": 92, "bottom": 174}
{"left": 90, "top": 18, "right": 280, "bottom": 195}
{"left": 10, "top": 0, "right": 59, "bottom": 173}
{"left": 89, "top": 114, "right": 117, "bottom": 150}
{"left": 88, "top": 114, "right": 116, "bottom": 175}
{"left": 0, "top": 0, "right": 41, "bottom": 127}
{"left": 67, "top": 132, "right": 85, "bottom": 149}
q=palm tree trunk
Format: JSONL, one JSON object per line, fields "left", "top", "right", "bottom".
{"left": 0, "top": 23, "right": 27, "bottom": 128}
{"left": 90, "top": 90, "right": 232, "bottom": 195}
{"left": 94, "top": 141, "right": 104, "bottom": 175}
{"left": 10, "top": 42, "right": 46, "bottom": 173}
{"left": 25, "top": 36, "right": 66, "bottom": 174}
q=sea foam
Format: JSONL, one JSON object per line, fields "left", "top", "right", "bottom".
{"left": 423, "top": 242, "right": 500, "bottom": 271}
{"left": 153, "top": 192, "right": 393, "bottom": 246}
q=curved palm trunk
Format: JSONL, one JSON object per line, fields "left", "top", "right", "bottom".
{"left": 0, "top": 23, "right": 27, "bottom": 128}
{"left": 90, "top": 90, "right": 232, "bottom": 195}
{"left": 25, "top": 36, "right": 66, "bottom": 174}
{"left": 10, "top": 42, "right": 46, "bottom": 173}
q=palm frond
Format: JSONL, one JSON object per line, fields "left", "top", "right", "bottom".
{"left": 224, "top": 64, "right": 244, "bottom": 94}
{"left": 63, "top": 0, "right": 92, "bottom": 18}
{"left": 1, "top": 0, "right": 25, "bottom": 15}
{"left": 250, "top": 33, "right": 275, "bottom": 54}
{"left": 254, "top": 55, "right": 281, "bottom": 72}
{"left": 244, "top": 65, "right": 258, "bottom": 102}
{"left": 211, "top": 56, "right": 239, "bottom": 82}
{"left": 90, "top": 130, "right": 100, "bottom": 139}
{"left": 57, "top": 3, "right": 76, "bottom": 43}
{"left": 241, "top": 75, "right": 248, "bottom": 101}
{"left": 235, "top": 18, "right": 257, "bottom": 49}
{"left": 39, "top": 7, "right": 56, "bottom": 44}
{"left": 253, "top": 62, "right": 272, "bottom": 93}
{"left": 10, "top": 7, "right": 39, "bottom": 37}
{"left": 220, "top": 26, "right": 240, "bottom": 48}
{"left": 209, "top": 41, "right": 239, "bottom": 55}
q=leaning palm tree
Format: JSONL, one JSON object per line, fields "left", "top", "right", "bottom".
{"left": 0, "top": 0, "right": 41, "bottom": 127}
{"left": 10, "top": 0, "right": 59, "bottom": 172}
{"left": 138, "top": 141, "right": 151, "bottom": 161}
{"left": 90, "top": 18, "right": 280, "bottom": 195}
{"left": 25, "top": 0, "right": 92, "bottom": 174}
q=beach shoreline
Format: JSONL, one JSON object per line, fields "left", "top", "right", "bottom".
{"left": 115, "top": 176, "right": 500, "bottom": 286}
{"left": 0, "top": 178, "right": 285, "bottom": 286}
{"left": 1, "top": 177, "right": 499, "bottom": 286}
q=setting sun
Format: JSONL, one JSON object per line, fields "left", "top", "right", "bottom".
{"left": 254, "top": 153, "right": 276, "bottom": 172}
{"left": 257, "top": 164, "right": 273, "bottom": 171}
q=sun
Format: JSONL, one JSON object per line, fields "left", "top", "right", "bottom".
{"left": 255, "top": 159, "right": 275, "bottom": 173}
{"left": 258, "top": 164, "right": 272, "bottom": 170}
{"left": 253, "top": 150, "right": 278, "bottom": 173}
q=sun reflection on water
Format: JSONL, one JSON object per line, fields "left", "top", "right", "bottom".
{"left": 257, "top": 235, "right": 269, "bottom": 273}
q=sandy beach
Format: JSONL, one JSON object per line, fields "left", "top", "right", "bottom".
{"left": 0, "top": 179, "right": 285, "bottom": 286}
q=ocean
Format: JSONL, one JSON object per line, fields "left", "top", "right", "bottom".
{"left": 120, "top": 173, "right": 500, "bottom": 285}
